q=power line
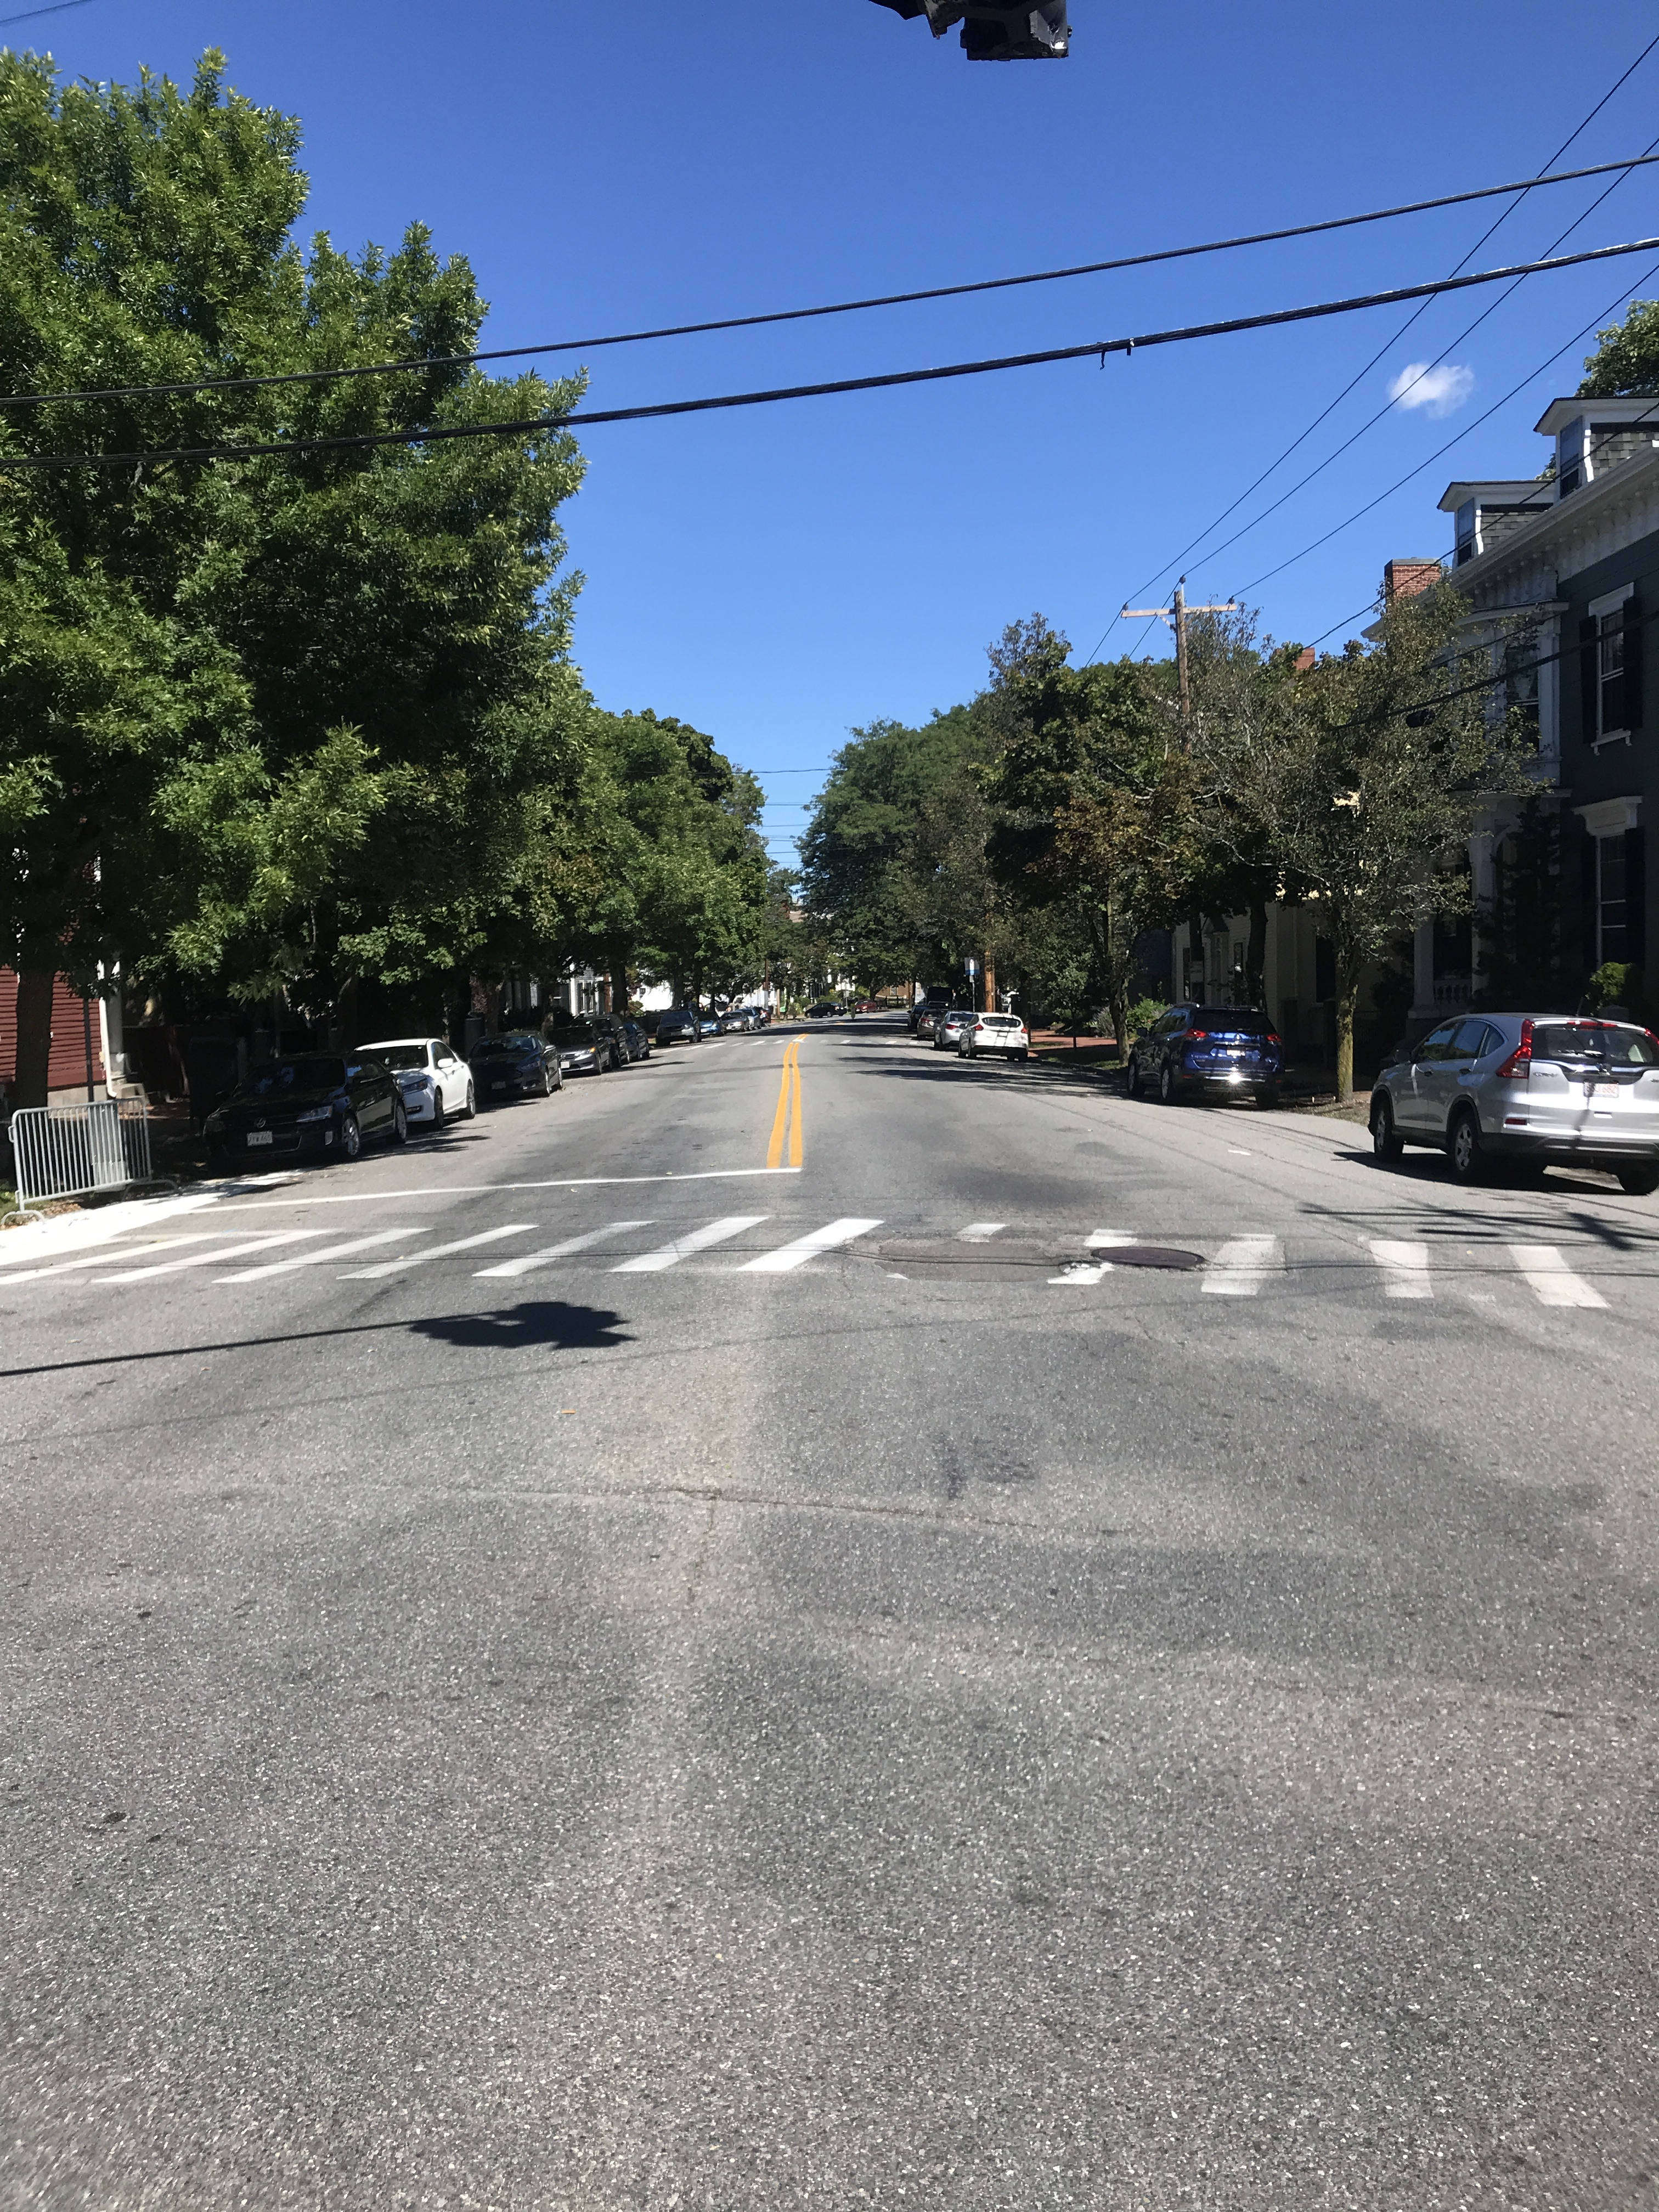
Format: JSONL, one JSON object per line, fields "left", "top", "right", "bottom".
{"left": 1087, "top": 27, "right": 1659, "bottom": 662}
{"left": 7, "top": 153, "right": 1659, "bottom": 415}
{"left": 0, "top": 0, "right": 98, "bottom": 24}
{"left": 1232, "top": 252, "right": 1659, "bottom": 598}
{"left": 8, "top": 233, "right": 1659, "bottom": 473}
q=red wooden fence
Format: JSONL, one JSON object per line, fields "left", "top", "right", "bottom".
{"left": 0, "top": 970, "right": 106, "bottom": 1094}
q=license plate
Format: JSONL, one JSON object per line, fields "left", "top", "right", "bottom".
{"left": 246, "top": 1130, "right": 273, "bottom": 1147}
{"left": 490, "top": 1082, "right": 505, "bottom": 1092}
{"left": 1593, "top": 1082, "right": 1618, "bottom": 1097}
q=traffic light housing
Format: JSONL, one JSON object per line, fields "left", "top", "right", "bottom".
{"left": 868, "top": 1, "right": 1070, "bottom": 59}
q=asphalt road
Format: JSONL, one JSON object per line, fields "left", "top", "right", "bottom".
{"left": 5, "top": 1015, "right": 1659, "bottom": 2211}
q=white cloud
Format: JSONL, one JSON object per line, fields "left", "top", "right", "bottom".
{"left": 1387, "top": 360, "right": 1475, "bottom": 417}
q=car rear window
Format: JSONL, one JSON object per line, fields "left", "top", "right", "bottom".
{"left": 981, "top": 1015, "right": 1016, "bottom": 1028}
{"left": 1534, "top": 1022, "right": 1659, "bottom": 1064}
{"left": 1194, "top": 1008, "right": 1271, "bottom": 1035}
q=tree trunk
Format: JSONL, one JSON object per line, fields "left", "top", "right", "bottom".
{"left": 1246, "top": 900, "right": 1267, "bottom": 1008}
{"left": 983, "top": 957, "right": 996, "bottom": 1014}
{"left": 611, "top": 955, "right": 630, "bottom": 1016}
{"left": 12, "top": 960, "right": 55, "bottom": 1110}
{"left": 1187, "top": 909, "right": 1206, "bottom": 1000}
{"left": 1107, "top": 983, "right": 1129, "bottom": 1058}
{"left": 1335, "top": 985, "right": 1358, "bottom": 1102}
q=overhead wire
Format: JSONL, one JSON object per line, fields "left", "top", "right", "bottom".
{"left": 7, "top": 234, "right": 1659, "bottom": 472}
{"left": 6, "top": 153, "right": 1659, "bottom": 416}
{"left": 1084, "top": 27, "right": 1659, "bottom": 664}
{"left": 0, "top": 0, "right": 98, "bottom": 23}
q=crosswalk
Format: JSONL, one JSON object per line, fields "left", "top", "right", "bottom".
{"left": 0, "top": 1210, "right": 1638, "bottom": 1313}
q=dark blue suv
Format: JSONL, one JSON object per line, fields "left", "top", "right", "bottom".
{"left": 1127, "top": 1004, "right": 1283, "bottom": 1108}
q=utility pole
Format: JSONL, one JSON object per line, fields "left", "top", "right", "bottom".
{"left": 1121, "top": 575, "right": 1239, "bottom": 744}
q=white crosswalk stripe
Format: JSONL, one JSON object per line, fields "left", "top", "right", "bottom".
{"left": 1203, "top": 1235, "right": 1279, "bottom": 1296}
{"left": 613, "top": 1216, "right": 770, "bottom": 1273}
{"left": 476, "top": 1222, "right": 652, "bottom": 1278}
{"left": 957, "top": 1221, "right": 1006, "bottom": 1242}
{"left": 99, "top": 1231, "right": 326, "bottom": 1282}
{"left": 1051, "top": 1229, "right": 1139, "bottom": 1284}
{"left": 217, "top": 1229, "right": 426, "bottom": 1283}
{"left": 1507, "top": 1243, "right": 1609, "bottom": 1309}
{"left": 340, "top": 1225, "right": 537, "bottom": 1278}
{"left": 2, "top": 1234, "right": 224, "bottom": 1283}
{"left": 739, "top": 1217, "right": 883, "bottom": 1273}
{"left": 1369, "top": 1239, "right": 1432, "bottom": 1299}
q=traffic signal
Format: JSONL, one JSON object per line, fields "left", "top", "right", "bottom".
{"left": 868, "top": 1, "right": 1070, "bottom": 59}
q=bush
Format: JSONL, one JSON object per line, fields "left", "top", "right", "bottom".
{"left": 1585, "top": 961, "right": 1644, "bottom": 1019}
{"left": 1124, "top": 996, "right": 1168, "bottom": 1041}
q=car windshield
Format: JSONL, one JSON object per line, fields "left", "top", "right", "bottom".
{"left": 1535, "top": 1022, "right": 1659, "bottom": 1065}
{"left": 242, "top": 1057, "right": 345, "bottom": 1096}
{"left": 475, "top": 1034, "right": 532, "bottom": 1054}
{"left": 1193, "top": 1008, "right": 1272, "bottom": 1035}
{"left": 369, "top": 1044, "right": 431, "bottom": 1071}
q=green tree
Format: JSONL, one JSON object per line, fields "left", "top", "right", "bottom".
{"left": 1576, "top": 298, "right": 1659, "bottom": 396}
{"left": 0, "top": 49, "right": 589, "bottom": 1098}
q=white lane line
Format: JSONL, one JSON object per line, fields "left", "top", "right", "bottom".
{"left": 216, "top": 1229, "right": 426, "bottom": 1283}
{"left": 99, "top": 1231, "right": 327, "bottom": 1282}
{"left": 2, "top": 1235, "right": 224, "bottom": 1283}
{"left": 477, "top": 1221, "right": 652, "bottom": 1278}
{"left": 1087, "top": 1229, "right": 1139, "bottom": 1249}
{"left": 613, "top": 1216, "right": 770, "bottom": 1273}
{"left": 340, "top": 1224, "right": 538, "bottom": 1278}
{"left": 957, "top": 1222, "right": 1006, "bottom": 1242}
{"left": 739, "top": 1217, "right": 884, "bottom": 1273}
{"left": 1369, "top": 1239, "right": 1432, "bottom": 1300}
{"left": 1203, "top": 1234, "right": 1279, "bottom": 1296}
{"left": 1508, "top": 1244, "right": 1609, "bottom": 1310}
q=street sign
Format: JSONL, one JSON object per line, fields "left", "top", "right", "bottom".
{"left": 965, "top": 958, "right": 978, "bottom": 977}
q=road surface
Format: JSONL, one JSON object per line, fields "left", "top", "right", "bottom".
{"left": 4, "top": 1015, "right": 1657, "bottom": 2209}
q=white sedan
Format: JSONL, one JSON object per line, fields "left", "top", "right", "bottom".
{"left": 960, "top": 1014, "right": 1030, "bottom": 1062}
{"left": 358, "top": 1036, "right": 476, "bottom": 1127}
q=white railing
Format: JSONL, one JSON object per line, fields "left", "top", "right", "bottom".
{"left": 7, "top": 1098, "right": 153, "bottom": 1210}
{"left": 1432, "top": 977, "right": 1471, "bottom": 1011}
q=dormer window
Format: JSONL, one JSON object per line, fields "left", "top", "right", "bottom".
{"left": 1455, "top": 499, "right": 1476, "bottom": 564}
{"left": 1557, "top": 415, "right": 1584, "bottom": 496}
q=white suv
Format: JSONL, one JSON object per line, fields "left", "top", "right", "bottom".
{"left": 961, "top": 1014, "right": 1030, "bottom": 1062}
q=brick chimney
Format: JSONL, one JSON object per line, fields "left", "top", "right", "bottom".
{"left": 1382, "top": 557, "right": 1443, "bottom": 605}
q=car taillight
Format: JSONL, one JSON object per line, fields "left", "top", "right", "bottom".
{"left": 1184, "top": 1028, "right": 1207, "bottom": 1041}
{"left": 1494, "top": 1018, "right": 1533, "bottom": 1081}
{"left": 1266, "top": 1032, "right": 1280, "bottom": 1046}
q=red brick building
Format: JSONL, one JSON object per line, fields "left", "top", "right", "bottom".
{"left": 0, "top": 970, "right": 107, "bottom": 1099}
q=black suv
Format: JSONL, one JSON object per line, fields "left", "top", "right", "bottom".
{"left": 546, "top": 1014, "right": 623, "bottom": 1075}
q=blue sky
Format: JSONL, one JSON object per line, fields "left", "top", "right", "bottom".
{"left": 14, "top": 0, "right": 1659, "bottom": 865}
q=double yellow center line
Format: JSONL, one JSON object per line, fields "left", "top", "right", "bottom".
{"left": 765, "top": 1034, "right": 806, "bottom": 1168}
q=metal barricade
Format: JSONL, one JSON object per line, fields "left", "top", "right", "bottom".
{"left": 7, "top": 1098, "right": 154, "bottom": 1209}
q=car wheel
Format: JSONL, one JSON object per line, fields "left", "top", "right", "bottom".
{"left": 389, "top": 1098, "right": 409, "bottom": 1147}
{"left": 1257, "top": 1085, "right": 1281, "bottom": 1111}
{"left": 1158, "top": 1059, "right": 1180, "bottom": 1105}
{"left": 1617, "top": 1163, "right": 1659, "bottom": 1195}
{"left": 1017, "top": 1050, "right": 1029, "bottom": 1063}
{"left": 1447, "top": 1106, "right": 1485, "bottom": 1183}
{"left": 1126, "top": 1054, "right": 1142, "bottom": 1099}
{"left": 340, "top": 1112, "right": 362, "bottom": 1161}
{"left": 1370, "top": 1095, "right": 1403, "bottom": 1161}
{"left": 464, "top": 1082, "right": 476, "bottom": 1119}
{"left": 543, "top": 1065, "right": 555, "bottom": 1096}
{"left": 431, "top": 1088, "right": 446, "bottom": 1131}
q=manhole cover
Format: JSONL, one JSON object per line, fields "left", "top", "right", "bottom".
{"left": 1099, "top": 1245, "right": 1203, "bottom": 1270}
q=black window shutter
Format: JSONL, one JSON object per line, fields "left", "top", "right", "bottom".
{"left": 1623, "top": 595, "right": 1644, "bottom": 733}
{"left": 1579, "top": 615, "right": 1600, "bottom": 742}
{"left": 1579, "top": 831, "right": 1599, "bottom": 971}
{"left": 1627, "top": 826, "right": 1646, "bottom": 964}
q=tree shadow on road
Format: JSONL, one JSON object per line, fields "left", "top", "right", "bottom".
{"left": 410, "top": 1301, "right": 634, "bottom": 1353}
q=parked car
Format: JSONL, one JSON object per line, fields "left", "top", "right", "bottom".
{"left": 204, "top": 1053, "right": 406, "bottom": 1167}
{"left": 654, "top": 1006, "right": 703, "bottom": 1047}
{"left": 934, "top": 1009, "right": 977, "bottom": 1051}
{"left": 1370, "top": 1013, "right": 1659, "bottom": 1192}
{"left": 543, "top": 1015, "right": 618, "bottom": 1077}
{"left": 910, "top": 988, "right": 952, "bottom": 1035}
{"left": 914, "top": 1007, "right": 943, "bottom": 1041}
{"left": 1127, "top": 1004, "right": 1283, "bottom": 1107}
{"left": 805, "top": 1002, "right": 837, "bottom": 1019}
{"left": 961, "top": 1013, "right": 1030, "bottom": 1062}
{"left": 470, "top": 1029, "right": 563, "bottom": 1098}
{"left": 617, "top": 1018, "right": 652, "bottom": 1063}
{"left": 357, "top": 1035, "right": 476, "bottom": 1127}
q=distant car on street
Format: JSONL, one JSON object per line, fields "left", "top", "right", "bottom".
{"left": 1370, "top": 1013, "right": 1659, "bottom": 1192}
{"left": 654, "top": 1007, "right": 703, "bottom": 1047}
{"left": 618, "top": 1018, "right": 652, "bottom": 1063}
{"left": 1127, "top": 1005, "right": 1283, "bottom": 1108}
{"left": 960, "top": 1013, "right": 1029, "bottom": 1062}
{"left": 204, "top": 1053, "right": 406, "bottom": 1167}
{"left": 934, "top": 1009, "right": 977, "bottom": 1051}
{"left": 805, "top": 1002, "right": 837, "bottom": 1019}
{"left": 543, "top": 1015, "right": 618, "bottom": 1077}
{"left": 469, "top": 1029, "right": 563, "bottom": 1098}
{"left": 357, "top": 1035, "right": 476, "bottom": 1127}
{"left": 909, "top": 987, "right": 952, "bottom": 1034}
{"left": 914, "top": 1007, "right": 942, "bottom": 1041}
